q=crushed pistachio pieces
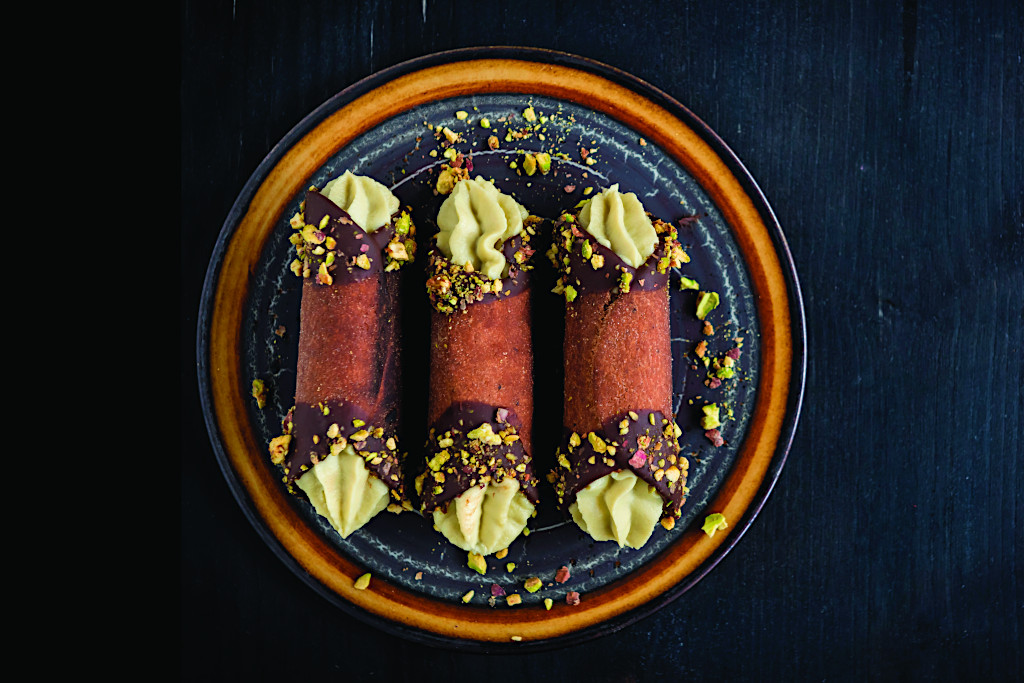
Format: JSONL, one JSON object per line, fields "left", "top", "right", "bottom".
{"left": 462, "top": 590, "right": 475, "bottom": 603}
{"left": 353, "top": 573, "right": 371, "bottom": 590}
{"left": 268, "top": 435, "right": 291, "bottom": 464}
{"left": 702, "top": 513, "right": 729, "bottom": 538}
{"left": 251, "top": 379, "right": 267, "bottom": 409}
{"left": 701, "top": 403, "right": 722, "bottom": 430}
{"left": 468, "top": 552, "right": 487, "bottom": 575}
{"left": 696, "top": 291, "right": 720, "bottom": 320}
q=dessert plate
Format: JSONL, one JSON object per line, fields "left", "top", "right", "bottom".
{"left": 198, "top": 47, "right": 805, "bottom": 651}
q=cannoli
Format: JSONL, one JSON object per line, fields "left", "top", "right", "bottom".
{"left": 268, "top": 171, "right": 417, "bottom": 537}
{"left": 550, "top": 185, "right": 688, "bottom": 548}
{"left": 417, "top": 176, "right": 542, "bottom": 555}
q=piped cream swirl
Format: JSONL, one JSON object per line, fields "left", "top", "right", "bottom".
{"left": 578, "top": 184, "right": 658, "bottom": 268}
{"left": 321, "top": 170, "right": 400, "bottom": 233}
{"left": 295, "top": 445, "right": 390, "bottom": 538}
{"left": 569, "top": 470, "right": 662, "bottom": 549}
{"left": 436, "top": 176, "right": 528, "bottom": 280}
{"left": 432, "top": 478, "right": 534, "bottom": 555}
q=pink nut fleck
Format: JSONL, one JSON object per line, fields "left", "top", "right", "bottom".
{"left": 555, "top": 566, "right": 571, "bottom": 584}
{"left": 490, "top": 583, "right": 506, "bottom": 597}
{"left": 566, "top": 591, "right": 581, "bottom": 606}
{"left": 495, "top": 408, "right": 509, "bottom": 424}
{"left": 360, "top": 244, "right": 370, "bottom": 253}
{"left": 628, "top": 450, "right": 647, "bottom": 468}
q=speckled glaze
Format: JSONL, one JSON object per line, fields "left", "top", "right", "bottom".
{"left": 199, "top": 47, "right": 805, "bottom": 652}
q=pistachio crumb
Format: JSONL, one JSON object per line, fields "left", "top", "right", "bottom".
{"left": 353, "top": 573, "right": 371, "bottom": 590}
{"left": 702, "top": 513, "right": 729, "bottom": 538}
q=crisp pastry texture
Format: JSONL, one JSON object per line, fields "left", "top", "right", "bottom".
{"left": 436, "top": 176, "right": 528, "bottom": 279}
{"left": 321, "top": 170, "right": 400, "bottom": 233}
{"left": 578, "top": 184, "right": 658, "bottom": 268}
{"left": 569, "top": 470, "right": 663, "bottom": 549}
{"left": 295, "top": 445, "right": 391, "bottom": 538}
{"left": 432, "top": 478, "right": 535, "bottom": 556}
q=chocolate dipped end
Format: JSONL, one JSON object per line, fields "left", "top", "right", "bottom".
{"left": 419, "top": 401, "right": 539, "bottom": 512}
{"left": 295, "top": 189, "right": 415, "bottom": 284}
{"left": 425, "top": 215, "right": 541, "bottom": 313}
{"left": 553, "top": 410, "right": 685, "bottom": 516}
{"left": 552, "top": 212, "right": 684, "bottom": 297}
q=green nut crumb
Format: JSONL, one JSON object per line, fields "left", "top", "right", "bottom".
{"left": 701, "top": 404, "right": 721, "bottom": 430}
{"left": 354, "top": 573, "right": 371, "bottom": 590}
{"left": 522, "top": 153, "right": 537, "bottom": 176}
{"left": 564, "top": 285, "right": 578, "bottom": 303}
{"left": 702, "top": 513, "right": 729, "bottom": 538}
{"left": 524, "top": 577, "right": 543, "bottom": 593}
{"left": 462, "top": 590, "right": 475, "bottom": 603}
{"left": 544, "top": 598, "right": 553, "bottom": 610}
{"left": 506, "top": 562, "right": 517, "bottom": 572}
{"left": 523, "top": 106, "right": 537, "bottom": 122}
{"left": 696, "top": 291, "right": 720, "bottom": 320}
{"left": 455, "top": 110, "right": 468, "bottom": 120}
{"left": 535, "top": 152, "right": 551, "bottom": 174}
{"left": 479, "top": 118, "right": 491, "bottom": 128}
{"left": 680, "top": 276, "right": 699, "bottom": 290}
{"left": 251, "top": 379, "right": 266, "bottom": 409}
{"left": 468, "top": 553, "right": 487, "bottom": 574}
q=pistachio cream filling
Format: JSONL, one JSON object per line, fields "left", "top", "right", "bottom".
{"left": 436, "top": 176, "right": 528, "bottom": 280}
{"left": 578, "top": 184, "right": 658, "bottom": 268}
{"left": 320, "top": 170, "right": 400, "bottom": 233}
{"left": 432, "top": 478, "right": 535, "bottom": 556}
{"left": 568, "top": 470, "right": 663, "bottom": 549}
{"left": 295, "top": 445, "right": 391, "bottom": 538}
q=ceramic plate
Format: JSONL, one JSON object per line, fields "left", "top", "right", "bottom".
{"left": 198, "top": 47, "right": 805, "bottom": 651}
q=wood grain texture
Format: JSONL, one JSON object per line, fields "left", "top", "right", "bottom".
{"left": 182, "top": 0, "right": 1022, "bottom": 680}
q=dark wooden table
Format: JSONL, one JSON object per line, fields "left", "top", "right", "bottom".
{"left": 181, "top": 1, "right": 1022, "bottom": 679}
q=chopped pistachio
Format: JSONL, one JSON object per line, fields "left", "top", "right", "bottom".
{"left": 522, "top": 153, "right": 537, "bottom": 176}
{"left": 696, "top": 291, "right": 720, "bottom": 320}
{"left": 701, "top": 403, "right": 721, "bottom": 430}
{"left": 564, "top": 285, "right": 578, "bottom": 303}
{"left": 251, "top": 379, "right": 266, "bottom": 409}
{"left": 524, "top": 577, "right": 543, "bottom": 593}
{"left": 544, "top": 598, "right": 554, "bottom": 610}
{"left": 506, "top": 562, "right": 516, "bottom": 572}
{"left": 702, "top": 513, "right": 729, "bottom": 538}
{"left": 455, "top": 110, "right": 468, "bottom": 120}
{"left": 522, "top": 106, "right": 537, "bottom": 122}
{"left": 479, "top": 117, "right": 491, "bottom": 128}
{"left": 353, "top": 573, "right": 371, "bottom": 590}
{"left": 679, "top": 276, "right": 704, "bottom": 290}
{"left": 468, "top": 553, "right": 487, "bottom": 575}
{"left": 506, "top": 594, "right": 522, "bottom": 606}
{"left": 535, "top": 152, "right": 551, "bottom": 174}
{"left": 462, "top": 590, "right": 475, "bottom": 603}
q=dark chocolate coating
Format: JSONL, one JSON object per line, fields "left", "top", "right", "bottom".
{"left": 553, "top": 410, "right": 685, "bottom": 516}
{"left": 301, "top": 190, "right": 399, "bottom": 283}
{"left": 419, "top": 401, "right": 539, "bottom": 513}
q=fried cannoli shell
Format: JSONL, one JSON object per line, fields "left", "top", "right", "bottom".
{"left": 552, "top": 212, "right": 687, "bottom": 517}
{"left": 280, "top": 189, "right": 412, "bottom": 498}
{"left": 419, "top": 289, "right": 538, "bottom": 510}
